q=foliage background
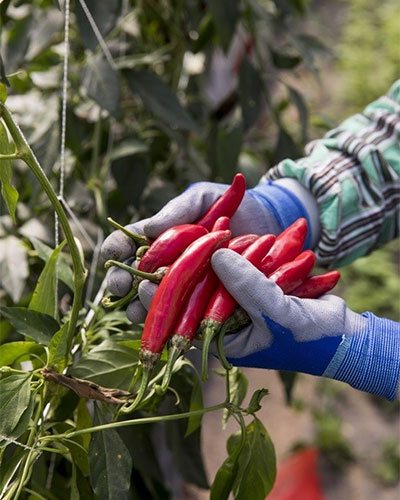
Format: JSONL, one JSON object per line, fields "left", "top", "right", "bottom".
{"left": 0, "top": 0, "right": 399, "bottom": 499}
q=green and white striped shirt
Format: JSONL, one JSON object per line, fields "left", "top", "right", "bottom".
{"left": 264, "top": 80, "right": 400, "bottom": 268}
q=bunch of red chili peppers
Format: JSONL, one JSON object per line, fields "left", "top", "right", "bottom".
{"left": 104, "top": 174, "right": 341, "bottom": 412}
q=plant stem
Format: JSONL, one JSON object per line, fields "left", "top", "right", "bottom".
{"left": 107, "top": 217, "right": 149, "bottom": 245}
{"left": 0, "top": 103, "right": 87, "bottom": 357}
{"left": 217, "top": 320, "right": 233, "bottom": 372}
{"left": 41, "top": 402, "right": 227, "bottom": 441}
{"left": 13, "top": 387, "right": 47, "bottom": 500}
{"left": 0, "top": 152, "right": 18, "bottom": 160}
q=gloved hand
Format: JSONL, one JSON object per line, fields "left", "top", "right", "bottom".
{"left": 101, "top": 178, "right": 317, "bottom": 322}
{"left": 209, "top": 249, "right": 400, "bottom": 401}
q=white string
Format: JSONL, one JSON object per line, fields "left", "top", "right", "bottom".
{"left": 54, "top": 0, "right": 71, "bottom": 317}
{"left": 77, "top": 0, "right": 117, "bottom": 69}
{"left": 55, "top": 0, "right": 70, "bottom": 248}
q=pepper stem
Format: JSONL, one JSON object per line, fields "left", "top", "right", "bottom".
{"left": 136, "top": 245, "right": 150, "bottom": 261}
{"left": 101, "top": 283, "right": 138, "bottom": 309}
{"left": 201, "top": 322, "right": 221, "bottom": 381}
{"left": 216, "top": 320, "right": 233, "bottom": 371}
{"left": 120, "top": 369, "right": 150, "bottom": 414}
{"left": 159, "top": 346, "right": 183, "bottom": 393}
{"left": 105, "top": 260, "right": 161, "bottom": 283}
{"left": 107, "top": 217, "right": 149, "bottom": 246}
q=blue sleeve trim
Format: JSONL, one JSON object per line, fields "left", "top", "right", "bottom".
{"left": 248, "top": 181, "right": 312, "bottom": 248}
{"left": 323, "top": 312, "right": 400, "bottom": 401}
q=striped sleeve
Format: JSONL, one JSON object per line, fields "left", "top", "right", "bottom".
{"left": 263, "top": 80, "right": 400, "bottom": 268}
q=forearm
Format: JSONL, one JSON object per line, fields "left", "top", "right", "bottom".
{"left": 260, "top": 80, "right": 400, "bottom": 267}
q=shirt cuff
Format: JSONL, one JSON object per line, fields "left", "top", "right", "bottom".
{"left": 248, "top": 181, "right": 313, "bottom": 248}
{"left": 323, "top": 312, "right": 400, "bottom": 401}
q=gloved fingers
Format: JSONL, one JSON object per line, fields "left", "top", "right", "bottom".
{"left": 211, "top": 249, "right": 290, "bottom": 319}
{"left": 106, "top": 258, "right": 136, "bottom": 297}
{"left": 143, "top": 182, "right": 227, "bottom": 238}
{"left": 208, "top": 321, "right": 273, "bottom": 359}
{"left": 126, "top": 299, "right": 147, "bottom": 324}
{"left": 101, "top": 219, "right": 148, "bottom": 262}
{"left": 138, "top": 280, "right": 158, "bottom": 310}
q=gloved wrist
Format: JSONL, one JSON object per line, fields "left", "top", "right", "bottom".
{"left": 323, "top": 312, "right": 400, "bottom": 401}
{"left": 248, "top": 179, "right": 319, "bottom": 248}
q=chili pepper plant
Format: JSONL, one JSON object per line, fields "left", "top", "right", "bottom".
{"left": 0, "top": 1, "right": 334, "bottom": 498}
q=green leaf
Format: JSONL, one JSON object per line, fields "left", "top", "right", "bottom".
{"left": 30, "top": 237, "right": 74, "bottom": 291}
{"left": 117, "top": 420, "right": 164, "bottom": 483}
{"left": 81, "top": 53, "right": 121, "bottom": 117}
{"left": 287, "top": 85, "right": 309, "bottom": 143}
{"left": 192, "top": 13, "right": 214, "bottom": 53}
{"left": 278, "top": 370, "right": 298, "bottom": 404}
{"left": 230, "top": 418, "right": 276, "bottom": 500}
{"left": 0, "top": 52, "right": 10, "bottom": 86}
{"left": 0, "top": 82, "right": 7, "bottom": 103}
{"left": 209, "top": 121, "right": 243, "bottom": 182}
{"left": 292, "top": 33, "right": 329, "bottom": 80}
{"left": 71, "top": 462, "right": 80, "bottom": 500}
{"left": 166, "top": 371, "right": 209, "bottom": 489}
{"left": 272, "top": 126, "right": 301, "bottom": 164}
{"left": 0, "top": 235, "right": 28, "bottom": 302}
{"left": 0, "top": 306, "right": 59, "bottom": 345}
{"left": 88, "top": 406, "right": 132, "bottom": 500}
{"left": 0, "top": 341, "right": 43, "bottom": 366}
{"left": 185, "top": 376, "right": 204, "bottom": 437}
{"left": 75, "top": 0, "right": 121, "bottom": 52}
{"left": 108, "top": 138, "right": 149, "bottom": 162}
{"left": 0, "top": 122, "right": 18, "bottom": 224}
{"left": 2, "top": 15, "right": 32, "bottom": 73}
{"left": 0, "top": 373, "right": 34, "bottom": 447}
{"left": 208, "top": 0, "right": 239, "bottom": 52}
{"left": 111, "top": 152, "right": 150, "bottom": 207}
{"left": 55, "top": 422, "right": 89, "bottom": 477}
{"left": 0, "top": 447, "right": 25, "bottom": 497}
{"left": 76, "top": 399, "right": 93, "bottom": 450}
{"left": 47, "top": 322, "right": 70, "bottom": 372}
{"left": 26, "top": 8, "right": 63, "bottom": 61}
{"left": 124, "top": 68, "right": 199, "bottom": 132}
{"left": 238, "top": 57, "right": 264, "bottom": 131}
{"left": 69, "top": 339, "right": 139, "bottom": 390}
{"left": 223, "top": 368, "right": 248, "bottom": 428}
{"left": 29, "top": 240, "right": 66, "bottom": 318}
{"left": 245, "top": 388, "right": 269, "bottom": 414}
{"left": 210, "top": 439, "right": 241, "bottom": 500}
{"left": 270, "top": 47, "right": 302, "bottom": 69}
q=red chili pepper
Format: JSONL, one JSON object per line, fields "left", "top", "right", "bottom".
{"left": 138, "top": 224, "right": 208, "bottom": 273}
{"left": 211, "top": 216, "right": 230, "bottom": 231}
{"left": 141, "top": 230, "right": 231, "bottom": 360}
{"left": 227, "top": 233, "right": 259, "bottom": 253}
{"left": 200, "top": 234, "right": 275, "bottom": 380}
{"left": 196, "top": 173, "right": 246, "bottom": 230}
{"left": 291, "top": 270, "right": 341, "bottom": 298}
{"left": 123, "top": 230, "right": 231, "bottom": 412}
{"left": 268, "top": 250, "right": 316, "bottom": 294}
{"left": 170, "top": 234, "right": 259, "bottom": 351}
{"left": 260, "top": 218, "right": 308, "bottom": 276}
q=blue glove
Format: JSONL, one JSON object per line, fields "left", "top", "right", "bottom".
{"left": 210, "top": 249, "right": 400, "bottom": 401}
{"left": 100, "top": 178, "right": 319, "bottom": 322}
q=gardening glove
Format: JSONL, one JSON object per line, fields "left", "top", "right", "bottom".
{"left": 101, "top": 178, "right": 320, "bottom": 322}
{"left": 210, "top": 248, "right": 400, "bottom": 401}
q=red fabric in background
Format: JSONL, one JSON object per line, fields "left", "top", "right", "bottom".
{"left": 267, "top": 447, "right": 324, "bottom": 500}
